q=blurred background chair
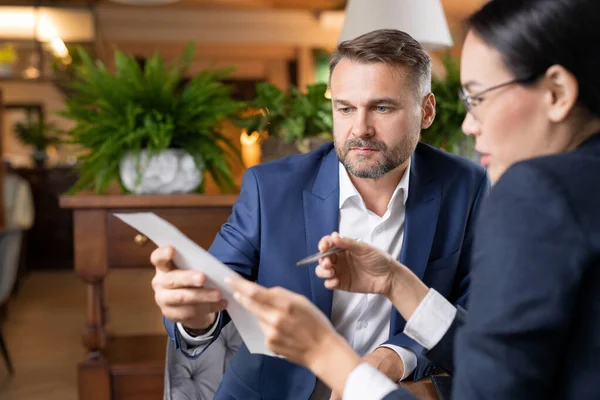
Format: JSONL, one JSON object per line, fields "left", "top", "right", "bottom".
{"left": 164, "top": 323, "right": 242, "bottom": 400}
{"left": 0, "top": 228, "right": 22, "bottom": 375}
{"left": 0, "top": 165, "right": 35, "bottom": 375}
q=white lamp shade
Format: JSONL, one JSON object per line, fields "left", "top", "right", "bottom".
{"left": 339, "top": 0, "right": 453, "bottom": 51}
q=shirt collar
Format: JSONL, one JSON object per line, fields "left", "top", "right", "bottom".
{"left": 338, "top": 158, "right": 411, "bottom": 210}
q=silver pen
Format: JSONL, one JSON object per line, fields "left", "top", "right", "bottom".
{"left": 296, "top": 238, "right": 361, "bottom": 266}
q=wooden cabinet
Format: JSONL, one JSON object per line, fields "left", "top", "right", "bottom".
{"left": 60, "top": 194, "right": 236, "bottom": 400}
{"left": 15, "top": 167, "right": 79, "bottom": 270}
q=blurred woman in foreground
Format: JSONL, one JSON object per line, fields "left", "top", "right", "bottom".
{"left": 228, "top": 0, "right": 600, "bottom": 398}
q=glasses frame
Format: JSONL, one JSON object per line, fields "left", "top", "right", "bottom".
{"left": 459, "top": 75, "right": 539, "bottom": 115}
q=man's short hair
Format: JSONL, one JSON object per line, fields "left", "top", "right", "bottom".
{"left": 329, "top": 29, "right": 432, "bottom": 99}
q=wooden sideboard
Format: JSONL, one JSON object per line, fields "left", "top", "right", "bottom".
{"left": 60, "top": 194, "right": 237, "bottom": 400}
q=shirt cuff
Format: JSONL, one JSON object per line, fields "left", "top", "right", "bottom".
{"left": 378, "top": 345, "right": 417, "bottom": 381}
{"left": 343, "top": 363, "right": 399, "bottom": 400}
{"left": 176, "top": 312, "right": 221, "bottom": 346}
{"left": 403, "top": 289, "right": 457, "bottom": 350}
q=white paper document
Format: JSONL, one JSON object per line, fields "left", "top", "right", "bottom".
{"left": 114, "top": 212, "right": 273, "bottom": 356}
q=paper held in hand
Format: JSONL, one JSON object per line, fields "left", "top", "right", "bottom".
{"left": 114, "top": 212, "right": 274, "bottom": 356}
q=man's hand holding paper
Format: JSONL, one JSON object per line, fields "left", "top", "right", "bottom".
{"left": 116, "top": 212, "right": 274, "bottom": 356}
{"left": 150, "top": 245, "right": 226, "bottom": 332}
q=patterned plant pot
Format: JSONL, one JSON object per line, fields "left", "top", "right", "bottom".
{"left": 119, "top": 149, "right": 203, "bottom": 194}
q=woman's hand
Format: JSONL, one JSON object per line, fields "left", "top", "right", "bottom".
{"left": 225, "top": 277, "right": 361, "bottom": 395}
{"left": 315, "top": 232, "right": 399, "bottom": 296}
{"left": 316, "top": 232, "right": 429, "bottom": 321}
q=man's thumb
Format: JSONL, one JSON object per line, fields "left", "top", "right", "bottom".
{"left": 151, "top": 246, "right": 176, "bottom": 272}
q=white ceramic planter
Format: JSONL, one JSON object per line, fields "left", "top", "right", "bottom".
{"left": 119, "top": 149, "right": 203, "bottom": 194}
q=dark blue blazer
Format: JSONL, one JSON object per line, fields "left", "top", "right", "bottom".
{"left": 384, "top": 134, "right": 600, "bottom": 400}
{"left": 165, "top": 142, "right": 489, "bottom": 400}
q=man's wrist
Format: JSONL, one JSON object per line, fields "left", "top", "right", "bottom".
{"left": 182, "top": 313, "right": 217, "bottom": 336}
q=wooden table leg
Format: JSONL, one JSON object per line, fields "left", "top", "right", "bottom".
{"left": 100, "top": 279, "right": 109, "bottom": 328}
{"left": 83, "top": 281, "right": 107, "bottom": 355}
{"left": 74, "top": 210, "right": 111, "bottom": 400}
{"left": 78, "top": 280, "right": 111, "bottom": 400}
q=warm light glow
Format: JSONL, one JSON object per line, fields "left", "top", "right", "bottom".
{"left": 0, "top": 7, "right": 94, "bottom": 42}
{"left": 324, "top": 87, "right": 332, "bottom": 99}
{"left": 240, "top": 130, "right": 260, "bottom": 146}
{"left": 0, "top": 6, "right": 90, "bottom": 67}
{"left": 50, "top": 37, "right": 69, "bottom": 58}
{"left": 37, "top": 14, "right": 58, "bottom": 41}
{"left": 240, "top": 130, "right": 262, "bottom": 168}
{"left": 22, "top": 66, "right": 40, "bottom": 79}
{"left": 0, "top": 7, "right": 36, "bottom": 38}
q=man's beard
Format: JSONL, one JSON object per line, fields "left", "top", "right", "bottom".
{"left": 335, "top": 135, "right": 416, "bottom": 179}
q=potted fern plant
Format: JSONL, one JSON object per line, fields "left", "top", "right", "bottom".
{"left": 235, "top": 82, "right": 333, "bottom": 162}
{"left": 14, "top": 108, "right": 63, "bottom": 167}
{"left": 60, "top": 43, "right": 243, "bottom": 194}
{"left": 421, "top": 54, "right": 475, "bottom": 157}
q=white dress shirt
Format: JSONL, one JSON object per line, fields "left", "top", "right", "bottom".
{"left": 333, "top": 162, "right": 416, "bottom": 369}
{"left": 307, "top": 161, "right": 416, "bottom": 399}
{"left": 343, "top": 289, "right": 457, "bottom": 400}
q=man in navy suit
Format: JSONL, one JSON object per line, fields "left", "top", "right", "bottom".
{"left": 151, "top": 29, "right": 489, "bottom": 399}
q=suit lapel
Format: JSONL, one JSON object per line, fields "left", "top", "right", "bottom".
{"left": 303, "top": 149, "right": 339, "bottom": 318}
{"left": 400, "top": 148, "right": 441, "bottom": 277}
{"left": 392, "top": 145, "right": 441, "bottom": 332}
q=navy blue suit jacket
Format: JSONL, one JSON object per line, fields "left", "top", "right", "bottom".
{"left": 165, "top": 142, "right": 489, "bottom": 399}
{"left": 384, "top": 134, "right": 600, "bottom": 399}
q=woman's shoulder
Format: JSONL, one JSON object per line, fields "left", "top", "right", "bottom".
{"left": 488, "top": 150, "right": 600, "bottom": 248}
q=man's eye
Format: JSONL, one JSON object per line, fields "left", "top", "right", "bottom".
{"left": 375, "top": 106, "right": 389, "bottom": 112}
{"left": 340, "top": 107, "right": 352, "bottom": 114}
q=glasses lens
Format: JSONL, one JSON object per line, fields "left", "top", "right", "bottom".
{"left": 459, "top": 89, "right": 471, "bottom": 113}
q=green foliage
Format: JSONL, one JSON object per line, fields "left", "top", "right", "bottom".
{"left": 233, "top": 82, "right": 287, "bottom": 135}
{"left": 13, "top": 109, "right": 63, "bottom": 151}
{"left": 59, "top": 43, "right": 243, "bottom": 194}
{"left": 421, "top": 54, "right": 473, "bottom": 155}
{"left": 234, "top": 82, "right": 333, "bottom": 146}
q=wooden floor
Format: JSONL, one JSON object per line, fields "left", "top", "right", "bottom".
{"left": 0, "top": 269, "right": 164, "bottom": 400}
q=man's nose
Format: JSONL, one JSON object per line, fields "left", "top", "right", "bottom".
{"left": 351, "top": 109, "right": 374, "bottom": 138}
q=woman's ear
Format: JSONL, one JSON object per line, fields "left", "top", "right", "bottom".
{"left": 421, "top": 93, "right": 436, "bottom": 129}
{"left": 543, "top": 65, "right": 579, "bottom": 123}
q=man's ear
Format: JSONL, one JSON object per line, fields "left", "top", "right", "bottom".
{"left": 543, "top": 64, "right": 579, "bottom": 123}
{"left": 421, "top": 93, "right": 436, "bottom": 129}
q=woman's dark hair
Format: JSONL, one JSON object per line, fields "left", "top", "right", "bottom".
{"left": 469, "top": 0, "right": 600, "bottom": 117}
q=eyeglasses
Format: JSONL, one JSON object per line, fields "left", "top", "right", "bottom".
{"left": 459, "top": 75, "right": 539, "bottom": 116}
